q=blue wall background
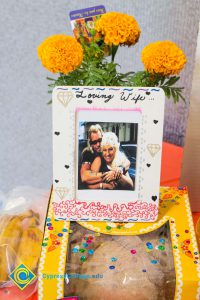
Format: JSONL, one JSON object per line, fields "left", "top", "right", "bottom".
{"left": 0, "top": 0, "right": 199, "bottom": 192}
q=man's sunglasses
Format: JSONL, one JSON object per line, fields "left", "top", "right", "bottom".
{"left": 89, "top": 138, "right": 102, "bottom": 146}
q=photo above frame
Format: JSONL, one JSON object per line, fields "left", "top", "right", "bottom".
{"left": 53, "top": 86, "right": 165, "bottom": 222}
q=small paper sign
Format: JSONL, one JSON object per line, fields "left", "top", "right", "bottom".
{"left": 69, "top": 5, "right": 106, "bottom": 41}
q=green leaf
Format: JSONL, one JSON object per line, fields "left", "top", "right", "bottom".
{"left": 47, "top": 99, "right": 52, "bottom": 105}
{"left": 177, "top": 91, "right": 186, "bottom": 103}
{"left": 162, "top": 86, "right": 171, "bottom": 99}
{"left": 165, "top": 76, "right": 180, "bottom": 86}
{"left": 160, "top": 76, "right": 166, "bottom": 85}
{"left": 46, "top": 77, "right": 56, "bottom": 81}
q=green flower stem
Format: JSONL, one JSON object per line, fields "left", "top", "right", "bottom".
{"left": 111, "top": 45, "right": 119, "bottom": 62}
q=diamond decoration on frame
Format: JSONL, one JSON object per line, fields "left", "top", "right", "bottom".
{"left": 55, "top": 187, "right": 69, "bottom": 199}
{"left": 57, "top": 91, "right": 74, "bottom": 107}
{"left": 147, "top": 144, "right": 161, "bottom": 157}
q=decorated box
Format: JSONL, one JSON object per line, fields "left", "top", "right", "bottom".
{"left": 36, "top": 6, "right": 198, "bottom": 300}
{"left": 38, "top": 187, "right": 200, "bottom": 300}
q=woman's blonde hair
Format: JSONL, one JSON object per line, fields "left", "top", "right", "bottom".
{"left": 101, "top": 132, "right": 119, "bottom": 150}
{"left": 101, "top": 132, "right": 128, "bottom": 168}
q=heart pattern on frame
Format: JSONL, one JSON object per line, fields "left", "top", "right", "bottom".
{"left": 147, "top": 144, "right": 161, "bottom": 157}
{"left": 151, "top": 195, "right": 157, "bottom": 201}
{"left": 54, "top": 131, "right": 60, "bottom": 136}
{"left": 146, "top": 163, "right": 151, "bottom": 167}
{"left": 57, "top": 91, "right": 73, "bottom": 107}
{"left": 153, "top": 120, "right": 158, "bottom": 124}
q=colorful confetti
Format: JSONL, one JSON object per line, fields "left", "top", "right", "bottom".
{"left": 106, "top": 226, "right": 112, "bottom": 230}
{"left": 52, "top": 240, "right": 60, "bottom": 246}
{"left": 151, "top": 260, "right": 158, "bottom": 265}
{"left": 79, "top": 249, "right": 85, "bottom": 253}
{"left": 72, "top": 247, "right": 79, "bottom": 253}
{"left": 146, "top": 242, "right": 153, "bottom": 250}
{"left": 117, "top": 225, "right": 123, "bottom": 229}
{"left": 111, "top": 257, "right": 117, "bottom": 262}
{"left": 109, "top": 265, "right": 115, "bottom": 270}
{"left": 158, "top": 245, "right": 165, "bottom": 251}
{"left": 88, "top": 249, "right": 94, "bottom": 255}
{"left": 159, "top": 238, "right": 165, "bottom": 244}
{"left": 80, "top": 256, "right": 86, "bottom": 262}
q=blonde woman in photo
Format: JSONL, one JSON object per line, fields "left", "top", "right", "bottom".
{"left": 89, "top": 132, "right": 133, "bottom": 190}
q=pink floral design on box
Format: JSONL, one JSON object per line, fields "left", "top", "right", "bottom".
{"left": 52, "top": 199, "right": 158, "bottom": 221}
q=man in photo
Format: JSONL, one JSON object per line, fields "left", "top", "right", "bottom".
{"left": 80, "top": 124, "right": 104, "bottom": 187}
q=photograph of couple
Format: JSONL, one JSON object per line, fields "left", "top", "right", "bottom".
{"left": 78, "top": 122, "right": 138, "bottom": 191}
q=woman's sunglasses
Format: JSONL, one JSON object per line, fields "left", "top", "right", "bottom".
{"left": 89, "top": 138, "right": 102, "bottom": 146}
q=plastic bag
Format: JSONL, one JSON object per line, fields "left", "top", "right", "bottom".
{"left": 0, "top": 186, "right": 50, "bottom": 300}
{"left": 64, "top": 222, "right": 176, "bottom": 300}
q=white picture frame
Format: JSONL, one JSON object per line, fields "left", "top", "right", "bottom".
{"left": 52, "top": 86, "right": 165, "bottom": 222}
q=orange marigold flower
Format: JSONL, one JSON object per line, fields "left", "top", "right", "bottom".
{"left": 95, "top": 12, "right": 141, "bottom": 46}
{"left": 141, "top": 41, "right": 187, "bottom": 76}
{"left": 37, "top": 34, "right": 83, "bottom": 74}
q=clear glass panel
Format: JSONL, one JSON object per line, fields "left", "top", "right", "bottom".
{"left": 64, "top": 222, "right": 176, "bottom": 300}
